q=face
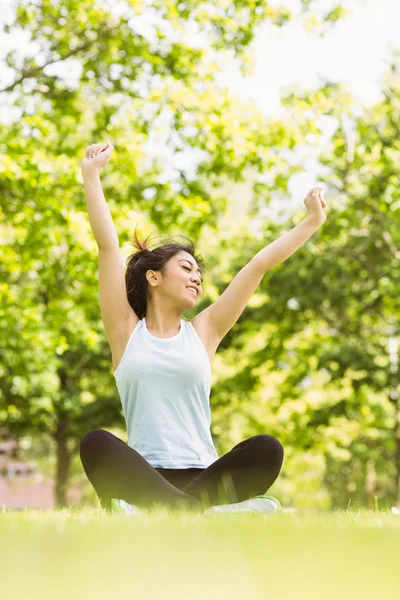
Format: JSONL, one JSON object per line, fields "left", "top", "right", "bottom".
{"left": 174, "top": 251, "right": 203, "bottom": 303}
{"left": 146, "top": 251, "right": 203, "bottom": 307}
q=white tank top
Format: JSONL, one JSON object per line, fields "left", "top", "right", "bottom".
{"left": 113, "top": 317, "right": 219, "bottom": 468}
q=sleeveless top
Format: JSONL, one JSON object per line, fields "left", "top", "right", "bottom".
{"left": 113, "top": 317, "right": 219, "bottom": 468}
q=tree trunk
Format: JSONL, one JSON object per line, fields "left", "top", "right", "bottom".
{"left": 54, "top": 418, "right": 71, "bottom": 509}
{"left": 365, "top": 459, "right": 376, "bottom": 510}
{"left": 395, "top": 398, "right": 400, "bottom": 508}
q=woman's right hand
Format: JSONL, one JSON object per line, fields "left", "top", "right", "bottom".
{"left": 81, "top": 141, "right": 114, "bottom": 173}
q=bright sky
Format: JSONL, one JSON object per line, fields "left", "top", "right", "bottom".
{"left": 219, "top": 0, "right": 400, "bottom": 206}
{"left": 225, "top": 0, "right": 400, "bottom": 118}
{"left": 2, "top": 0, "right": 398, "bottom": 114}
{"left": 1, "top": 0, "right": 399, "bottom": 207}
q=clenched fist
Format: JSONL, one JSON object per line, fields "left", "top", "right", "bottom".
{"left": 81, "top": 141, "right": 114, "bottom": 173}
{"left": 304, "top": 185, "right": 327, "bottom": 225}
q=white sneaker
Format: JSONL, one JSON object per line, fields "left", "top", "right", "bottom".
{"left": 203, "top": 494, "right": 282, "bottom": 515}
{"left": 110, "top": 498, "right": 142, "bottom": 515}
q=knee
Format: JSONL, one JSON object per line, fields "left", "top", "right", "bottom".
{"left": 253, "top": 434, "right": 284, "bottom": 469}
{"left": 79, "top": 429, "right": 110, "bottom": 461}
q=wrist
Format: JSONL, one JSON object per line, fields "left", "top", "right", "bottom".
{"left": 81, "top": 163, "right": 101, "bottom": 179}
{"left": 305, "top": 213, "right": 326, "bottom": 228}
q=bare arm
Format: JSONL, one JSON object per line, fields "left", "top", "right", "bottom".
{"left": 251, "top": 215, "right": 323, "bottom": 272}
{"left": 80, "top": 141, "right": 139, "bottom": 353}
{"left": 252, "top": 185, "right": 327, "bottom": 271}
{"left": 193, "top": 186, "right": 327, "bottom": 343}
{"left": 81, "top": 141, "right": 118, "bottom": 251}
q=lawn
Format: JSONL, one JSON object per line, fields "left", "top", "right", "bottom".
{"left": 1, "top": 508, "right": 399, "bottom": 599}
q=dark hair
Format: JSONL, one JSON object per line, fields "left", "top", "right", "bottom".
{"left": 125, "top": 224, "right": 205, "bottom": 319}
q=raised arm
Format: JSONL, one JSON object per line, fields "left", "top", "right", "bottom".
{"left": 251, "top": 185, "right": 326, "bottom": 272}
{"left": 81, "top": 141, "right": 118, "bottom": 250}
{"left": 192, "top": 186, "right": 327, "bottom": 346}
{"left": 80, "top": 141, "right": 139, "bottom": 366}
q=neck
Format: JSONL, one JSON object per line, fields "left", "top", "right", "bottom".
{"left": 145, "top": 308, "right": 182, "bottom": 337}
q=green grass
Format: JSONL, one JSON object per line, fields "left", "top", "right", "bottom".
{"left": 1, "top": 508, "right": 399, "bottom": 599}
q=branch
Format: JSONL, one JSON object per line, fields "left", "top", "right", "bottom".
{"left": 0, "top": 24, "right": 120, "bottom": 94}
{"left": 382, "top": 230, "right": 400, "bottom": 260}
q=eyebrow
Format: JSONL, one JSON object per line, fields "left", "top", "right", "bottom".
{"left": 178, "top": 259, "right": 202, "bottom": 276}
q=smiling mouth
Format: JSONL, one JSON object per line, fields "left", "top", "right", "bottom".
{"left": 187, "top": 288, "right": 198, "bottom": 297}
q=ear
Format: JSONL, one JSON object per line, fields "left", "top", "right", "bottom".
{"left": 146, "top": 270, "right": 159, "bottom": 287}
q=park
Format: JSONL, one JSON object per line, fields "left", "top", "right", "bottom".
{"left": 1, "top": 0, "right": 400, "bottom": 598}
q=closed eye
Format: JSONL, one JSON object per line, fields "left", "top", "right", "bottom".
{"left": 183, "top": 265, "right": 203, "bottom": 283}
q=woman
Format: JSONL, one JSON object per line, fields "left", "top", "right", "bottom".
{"left": 79, "top": 140, "right": 327, "bottom": 514}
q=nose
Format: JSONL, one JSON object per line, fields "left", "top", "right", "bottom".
{"left": 191, "top": 275, "right": 201, "bottom": 286}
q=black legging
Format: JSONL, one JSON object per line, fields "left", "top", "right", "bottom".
{"left": 80, "top": 429, "right": 284, "bottom": 512}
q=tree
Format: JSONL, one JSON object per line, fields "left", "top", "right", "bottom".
{"left": 208, "top": 62, "right": 400, "bottom": 507}
{"left": 0, "top": 0, "right": 351, "bottom": 506}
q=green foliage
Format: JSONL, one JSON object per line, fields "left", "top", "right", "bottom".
{"left": 1, "top": 0, "right": 375, "bottom": 509}
{"left": 209, "top": 60, "right": 400, "bottom": 508}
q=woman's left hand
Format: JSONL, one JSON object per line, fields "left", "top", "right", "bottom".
{"left": 304, "top": 185, "right": 327, "bottom": 224}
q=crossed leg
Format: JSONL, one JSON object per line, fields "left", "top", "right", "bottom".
{"left": 80, "top": 429, "right": 283, "bottom": 512}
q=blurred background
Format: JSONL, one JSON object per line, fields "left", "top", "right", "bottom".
{"left": 0, "top": 0, "right": 399, "bottom": 511}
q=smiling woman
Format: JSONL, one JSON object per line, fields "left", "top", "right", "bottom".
{"left": 79, "top": 141, "right": 285, "bottom": 516}
{"left": 124, "top": 225, "right": 205, "bottom": 321}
